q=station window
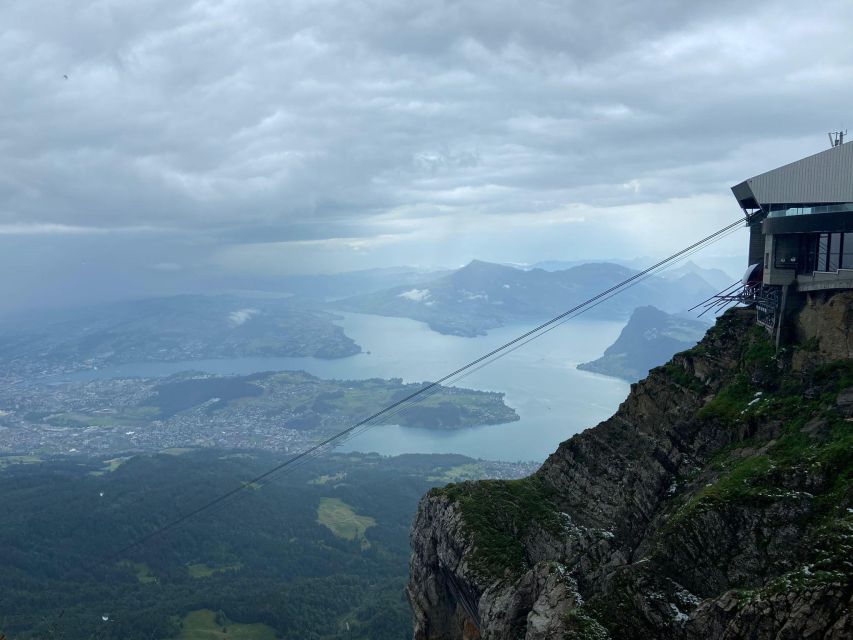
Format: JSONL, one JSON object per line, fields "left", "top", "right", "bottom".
{"left": 817, "top": 233, "right": 830, "bottom": 271}
{"left": 828, "top": 234, "right": 840, "bottom": 271}
{"left": 813, "top": 232, "right": 846, "bottom": 272}
{"left": 773, "top": 235, "right": 799, "bottom": 269}
{"left": 771, "top": 232, "right": 850, "bottom": 274}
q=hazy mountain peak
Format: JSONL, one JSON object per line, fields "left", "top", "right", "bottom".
{"left": 660, "top": 261, "right": 736, "bottom": 291}
{"left": 458, "top": 259, "right": 517, "bottom": 273}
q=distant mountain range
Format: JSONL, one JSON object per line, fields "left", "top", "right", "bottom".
{"left": 657, "top": 260, "right": 737, "bottom": 292}
{"left": 530, "top": 258, "right": 737, "bottom": 289}
{"left": 275, "top": 266, "right": 452, "bottom": 300}
{"left": 336, "top": 260, "right": 720, "bottom": 336}
{"left": 577, "top": 305, "right": 710, "bottom": 381}
{"left": 0, "top": 260, "right": 730, "bottom": 376}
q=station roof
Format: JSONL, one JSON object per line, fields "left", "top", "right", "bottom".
{"left": 732, "top": 140, "right": 853, "bottom": 209}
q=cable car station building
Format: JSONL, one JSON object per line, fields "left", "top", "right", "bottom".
{"left": 731, "top": 136, "right": 853, "bottom": 338}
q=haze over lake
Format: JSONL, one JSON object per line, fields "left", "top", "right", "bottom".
{"left": 62, "top": 313, "right": 630, "bottom": 461}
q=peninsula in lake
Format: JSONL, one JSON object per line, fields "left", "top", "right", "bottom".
{"left": 577, "top": 305, "right": 710, "bottom": 381}
{"left": 0, "top": 370, "right": 518, "bottom": 456}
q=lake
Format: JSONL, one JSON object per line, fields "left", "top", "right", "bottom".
{"left": 63, "top": 313, "right": 630, "bottom": 461}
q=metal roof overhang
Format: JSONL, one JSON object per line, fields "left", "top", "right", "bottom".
{"left": 731, "top": 181, "right": 759, "bottom": 210}
{"left": 731, "top": 140, "right": 853, "bottom": 207}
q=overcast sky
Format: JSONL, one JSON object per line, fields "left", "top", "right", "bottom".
{"left": 1, "top": 0, "right": 851, "bottom": 311}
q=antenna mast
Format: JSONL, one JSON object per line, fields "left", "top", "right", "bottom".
{"left": 828, "top": 130, "right": 847, "bottom": 147}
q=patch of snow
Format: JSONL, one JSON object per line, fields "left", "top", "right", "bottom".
{"left": 228, "top": 308, "right": 260, "bottom": 327}
{"left": 398, "top": 288, "right": 432, "bottom": 302}
{"left": 667, "top": 481, "right": 677, "bottom": 496}
{"left": 559, "top": 511, "right": 585, "bottom": 536}
{"left": 671, "top": 584, "right": 701, "bottom": 607}
{"left": 669, "top": 603, "right": 689, "bottom": 624}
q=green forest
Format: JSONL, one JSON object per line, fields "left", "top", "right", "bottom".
{"left": 0, "top": 449, "right": 502, "bottom": 639}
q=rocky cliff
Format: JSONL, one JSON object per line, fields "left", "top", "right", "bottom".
{"left": 408, "top": 291, "right": 852, "bottom": 639}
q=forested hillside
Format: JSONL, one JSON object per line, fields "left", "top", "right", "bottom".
{"left": 0, "top": 449, "right": 531, "bottom": 639}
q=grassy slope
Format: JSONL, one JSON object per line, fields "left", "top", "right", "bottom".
{"left": 173, "top": 609, "right": 276, "bottom": 640}
{"left": 316, "top": 497, "right": 377, "bottom": 550}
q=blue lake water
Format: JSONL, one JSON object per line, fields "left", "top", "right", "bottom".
{"left": 62, "top": 313, "right": 630, "bottom": 461}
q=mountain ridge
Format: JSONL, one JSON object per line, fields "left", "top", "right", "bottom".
{"left": 407, "top": 291, "right": 853, "bottom": 639}
{"left": 578, "top": 305, "right": 710, "bottom": 381}
{"left": 337, "top": 260, "right": 718, "bottom": 337}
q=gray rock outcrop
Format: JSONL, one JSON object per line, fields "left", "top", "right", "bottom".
{"left": 408, "top": 293, "right": 853, "bottom": 640}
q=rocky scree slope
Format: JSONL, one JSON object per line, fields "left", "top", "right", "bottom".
{"left": 408, "top": 291, "right": 852, "bottom": 639}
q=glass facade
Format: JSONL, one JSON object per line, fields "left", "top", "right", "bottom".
{"left": 828, "top": 234, "right": 840, "bottom": 271}
{"left": 773, "top": 235, "right": 799, "bottom": 269}
{"left": 844, "top": 232, "right": 853, "bottom": 271}
{"left": 767, "top": 203, "right": 853, "bottom": 218}
{"left": 775, "top": 231, "right": 852, "bottom": 273}
{"left": 817, "top": 233, "right": 830, "bottom": 270}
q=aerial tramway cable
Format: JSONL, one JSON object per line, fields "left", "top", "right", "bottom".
{"left": 241, "top": 219, "right": 746, "bottom": 489}
{"left": 112, "top": 216, "right": 746, "bottom": 558}
{"left": 687, "top": 280, "right": 743, "bottom": 313}
{"left": 246, "top": 219, "right": 746, "bottom": 491}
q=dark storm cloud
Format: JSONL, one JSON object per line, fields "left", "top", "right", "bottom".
{"left": 0, "top": 0, "right": 851, "bottom": 290}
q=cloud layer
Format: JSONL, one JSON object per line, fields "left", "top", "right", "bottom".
{"left": 1, "top": 0, "right": 851, "bottom": 308}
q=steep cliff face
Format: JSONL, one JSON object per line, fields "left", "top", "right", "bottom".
{"left": 408, "top": 292, "right": 853, "bottom": 640}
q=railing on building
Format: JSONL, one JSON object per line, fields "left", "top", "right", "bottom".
{"left": 753, "top": 285, "right": 782, "bottom": 333}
